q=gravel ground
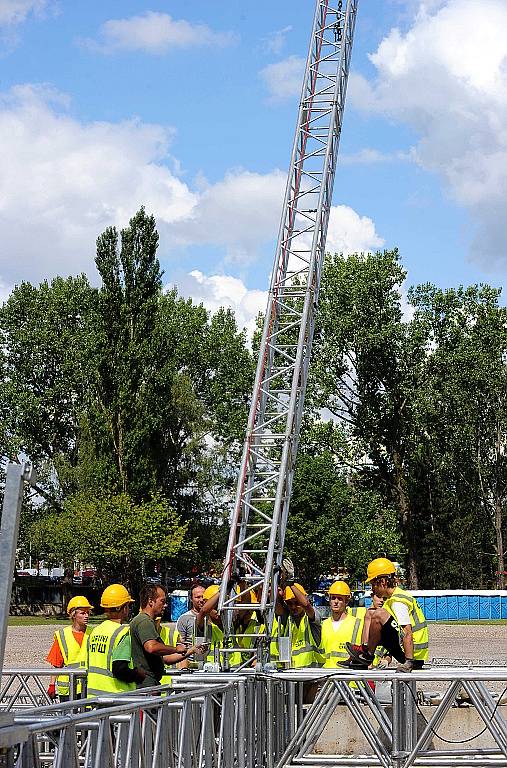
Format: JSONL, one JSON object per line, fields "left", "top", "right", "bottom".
{"left": 3, "top": 621, "right": 507, "bottom": 669}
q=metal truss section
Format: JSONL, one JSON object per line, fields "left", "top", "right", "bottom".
{"left": 219, "top": 0, "right": 359, "bottom": 649}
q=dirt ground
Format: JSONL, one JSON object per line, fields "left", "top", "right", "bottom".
{"left": 3, "top": 621, "right": 507, "bottom": 669}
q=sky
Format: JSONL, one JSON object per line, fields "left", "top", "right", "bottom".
{"left": 1, "top": 0, "right": 507, "bottom": 335}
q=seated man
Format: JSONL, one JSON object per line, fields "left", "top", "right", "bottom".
{"left": 345, "top": 558, "right": 428, "bottom": 672}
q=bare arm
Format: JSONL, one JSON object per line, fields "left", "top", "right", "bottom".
{"left": 290, "top": 583, "right": 315, "bottom": 620}
{"left": 400, "top": 624, "right": 414, "bottom": 659}
{"left": 143, "top": 639, "right": 186, "bottom": 656}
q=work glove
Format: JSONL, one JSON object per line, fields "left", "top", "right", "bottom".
{"left": 396, "top": 658, "right": 415, "bottom": 673}
{"left": 281, "top": 557, "right": 295, "bottom": 585}
{"left": 47, "top": 683, "right": 57, "bottom": 700}
{"left": 376, "top": 656, "right": 390, "bottom": 669}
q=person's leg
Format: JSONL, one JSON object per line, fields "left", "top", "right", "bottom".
{"left": 365, "top": 607, "right": 391, "bottom": 656}
{"left": 379, "top": 618, "right": 405, "bottom": 664}
{"left": 361, "top": 609, "right": 374, "bottom": 644}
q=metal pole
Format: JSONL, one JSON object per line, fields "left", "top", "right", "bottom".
{"left": 0, "top": 462, "right": 35, "bottom": 674}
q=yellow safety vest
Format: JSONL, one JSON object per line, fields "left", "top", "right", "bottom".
{"left": 55, "top": 626, "right": 90, "bottom": 697}
{"left": 321, "top": 608, "right": 365, "bottom": 668}
{"left": 205, "top": 621, "right": 242, "bottom": 668}
{"left": 159, "top": 624, "right": 179, "bottom": 686}
{"left": 383, "top": 587, "right": 429, "bottom": 662}
{"left": 289, "top": 615, "right": 321, "bottom": 668}
{"left": 85, "top": 620, "right": 135, "bottom": 697}
{"left": 239, "top": 614, "right": 281, "bottom": 665}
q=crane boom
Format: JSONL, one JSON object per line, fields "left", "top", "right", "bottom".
{"left": 218, "top": 0, "right": 359, "bottom": 663}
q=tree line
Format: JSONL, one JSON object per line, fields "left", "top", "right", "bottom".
{"left": 0, "top": 209, "right": 505, "bottom": 590}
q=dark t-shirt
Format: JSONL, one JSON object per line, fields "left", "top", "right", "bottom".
{"left": 129, "top": 612, "right": 164, "bottom": 688}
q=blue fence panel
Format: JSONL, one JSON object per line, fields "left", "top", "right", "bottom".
{"left": 479, "top": 596, "right": 491, "bottom": 619}
{"left": 424, "top": 597, "right": 436, "bottom": 621}
{"left": 436, "top": 596, "right": 448, "bottom": 621}
{"left": 458, "top": 596, "right": 469, "bottom": 620}
{"left": 446, "top": 595, "right": 458, "bottom": 620}
{"left": 501, "top": 597, "right": 507, "bottom": 619}
{"left": 469, "top": 595, "right": 480, "bottom": 620}
{"left": 170, "top": 593, "right": 188, "bottom": 621}
{"left": 490, "top": 596, "right": 501, "bottom": 620}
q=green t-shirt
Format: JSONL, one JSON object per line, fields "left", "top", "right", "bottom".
{"left": 129, "top": 612, "right": 164, "bottom": 688}
{"left": 112, "top": 631, "right": 132, "bottom": 663}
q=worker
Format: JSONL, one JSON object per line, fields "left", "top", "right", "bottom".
{"left": 82, "top": 583, "right": 145, "bottom": 697}
{"left": 345, "top": 558, "right": 429, "bottom": 672}
{"left": 158, "top": 620, "right": 181, "bottom": 686}
{"left": 129, "top": 584, "right": 203, "bottom": 689}
{"left": 176, "top": 583, "right": 205, "bottom": 667}
{"left": 196, "top": 583, "right": 246, "bottom": 668}
{"left": 320, "top": 581, "right": 366, "bottom": 667}
{"left": 46, "top": 595, "right": 93, "bottom": 701}
{"left": 283, "top": 583, "right": 322, "bottom": 668}
{"left": 369, "top": 594, "right": 392, "bottom": 668}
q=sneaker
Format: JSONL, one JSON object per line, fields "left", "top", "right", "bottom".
{"left": 338, "top": 657, "right": 370, "bottom": 669}
{"left": 345, "top": 643, "right": 375, "bottom": 665}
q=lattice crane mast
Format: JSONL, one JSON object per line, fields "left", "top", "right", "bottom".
{"left": 218, "top": 0, "right": 359, "bottom": 665}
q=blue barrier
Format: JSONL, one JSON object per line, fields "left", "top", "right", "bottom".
{"left": 411, "top": 591, "right": 507, "bottom": 622}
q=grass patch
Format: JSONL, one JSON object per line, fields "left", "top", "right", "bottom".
{"left": 8, "top": 616, "right": 105, "bottom": 626}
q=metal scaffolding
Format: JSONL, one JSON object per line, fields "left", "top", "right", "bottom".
{"left": 218, "top": 0, "right": 359, "bottom": 656}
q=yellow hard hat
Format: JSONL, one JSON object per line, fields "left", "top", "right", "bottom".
{"left": 328, "top": 581, "right": 351, "bottom": 597}
{"left": 284, "top": 583, "right": 306, "bottom": 600}
{"left": 203, "top": 584, "right": 220, "bottom": 600}
{"left": 250, "top": 590, "right": 258, "bottom": 603}
{"left": 67, "top": 595, "right": 93, "bottom": 614}
{"left": 100, "top": 584, "right": 134, "bottom": 609}
{"left": 366, "top": 558, "right": 396, "bottom": 583}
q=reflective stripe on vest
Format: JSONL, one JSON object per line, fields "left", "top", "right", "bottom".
{"left": 290, "top": 615, "right": 320, "bottom": 668}
{"left": 85, "top": 621, "right": 135, "bottom": 697}
{"left": 55, "top": 626, "right": 89, "bottom": 697}
{"left": 321, "top": 609, "right": 365, "bottom": 668}
{"left": 383, "top": 587, "right": 429, "bottom": 662}
{"left": 160, "top": 624, "right": 179, "bottom": 681}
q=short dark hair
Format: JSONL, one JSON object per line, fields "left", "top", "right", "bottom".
{"left": 140, "top": 583, "right": 167, "bottom": 608}
{"left": 191, "top": 583, "right": 203, "bottom": 597}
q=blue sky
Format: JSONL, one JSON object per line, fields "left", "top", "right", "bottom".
{"left": 1, "top": 0, "right": 506, "bottom": 332}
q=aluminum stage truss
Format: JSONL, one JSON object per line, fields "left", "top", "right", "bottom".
{"left": 218, "top": 0, "right": 359, "bottom": 656}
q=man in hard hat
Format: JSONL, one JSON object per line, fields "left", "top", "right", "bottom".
{"left": 129, "top": 584, "right": 203, "bottom": 688}
{"left": 46, "top": 595, "right": 93, "bottom": 701}
{"left": 320, "top": 581, "right": 366, "bottom": 667}
{"left": 196, "top": 582, "right": 250, "bottom": 668}
{"left": 81, "top": 583, "right": 145, "bottom": 696}
{"left": 283, "top": 581, "right": 322, "bottom": 668}
{"left": 345, "top": 558, "right": 429, "bottom": 672}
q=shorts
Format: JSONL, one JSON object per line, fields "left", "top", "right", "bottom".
{"left": 380, "top": 617, "right": 424, "bottom": 668}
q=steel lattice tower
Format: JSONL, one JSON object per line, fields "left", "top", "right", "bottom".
{"left": 218, "top": 0, "right": 359, "bottom": 662}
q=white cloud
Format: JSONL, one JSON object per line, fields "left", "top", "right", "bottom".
{"left": 0, "top": 278, "right": 12, "bottom": 305}
{"left": 0, "top": 84, "right": 196, "bottom": 285}
{"left": 169, "top": 169, "right": 286, "bottom": 263}
{"left": 263, "top": 25, "right": 292, "bottom": 55}
{"left": 351, "top": 0, "right": 507, "bottom": 268}
{"left": 326, "top": 205, "right": 384, "bottom": 255}
{"left": 0, "top": 0, "right": 47, "bottom": 26}
{"left": 174, "top": 270, "right": 268, "bottom": 341}
{"left": 83, "top": 11, "right": 236, "bottom": 55}
{"left": 260, "top": 55, "right": 304, "bottom": 101}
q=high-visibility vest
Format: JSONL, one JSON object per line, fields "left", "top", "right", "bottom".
{"left": 159, "top": 625, "right": 179, "bottom": 686}
{"left": 239, "top": 614, "right": 282, "bottom": 664}
{"left": 54, "top": 625, "right": 90, "bottom": 697}
{"left": 85, "top": 620, "right": 135, "bottom": 697}
{"left": 383, "top": 587, "right": 429, "bottom": 662}
{"left": 289, "top": 615, "right": 321, "bottom": 668}
{"left": 204, "top": 621, "right": 242, "bottom": 667}
{"left": 321, "top": 608, "right": 365, "bottom": 668}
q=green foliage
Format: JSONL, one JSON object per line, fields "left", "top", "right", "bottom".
{"left": 29, "top": 492, "right": 191, "bottom": 585}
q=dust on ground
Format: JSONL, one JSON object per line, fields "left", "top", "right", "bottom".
{"left": 3, "top": 621, "right": 507, "bottom": 669}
